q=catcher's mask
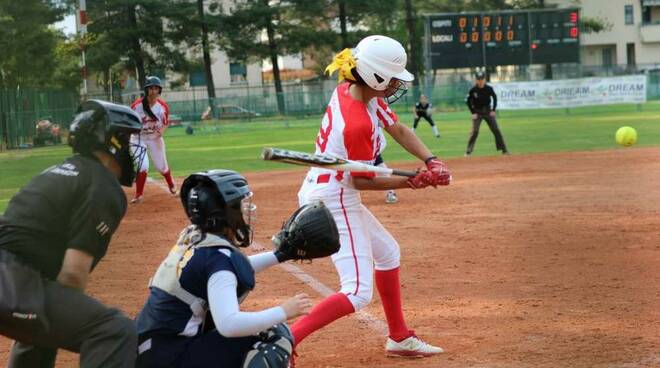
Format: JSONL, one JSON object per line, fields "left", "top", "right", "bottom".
{"left": 180, "top": 170, "right": 256, "bottom": 247}
{"left": 68, "top": 99, "right": 146, "bottom": 186}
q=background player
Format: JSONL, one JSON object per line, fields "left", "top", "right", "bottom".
{"left": 293, "top": 35, "right": 451, "bottom": 359}
{"left": 465, "top": 72, "right": 509, "bottom": 156}
{"left": 130, "top": 76, "right": 177, "bottom": 203}
{"left": 135, "top": 170, "right": 339, "bottom": 368}
{"left": 0, "top": 100, "right": 146, "bottom": 368}
{"left": 412, "top": 94, "right": 440, "bottom": 138}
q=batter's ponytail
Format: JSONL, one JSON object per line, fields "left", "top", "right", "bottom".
{"left": 325, "top": 48, "right": 358, "bottom": 83}
{"left": 142, "top": 97, "right": 158, "bottom": 121}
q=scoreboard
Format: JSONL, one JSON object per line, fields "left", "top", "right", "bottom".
{"left": 425, "top": 9, "right": 580, "bottom": 69}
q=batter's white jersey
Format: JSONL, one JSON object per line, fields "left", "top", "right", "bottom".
{"left": 298, "top": 83, "right": 402, "bottom": 311}
{"left": 130, "top": 97, "right": 171, "bottom": 173}
{"left": 131, "top": 97, "right": 170, "bottom": 139}
{"left": 301, "top": 82, "right": 398, "bottom": 206}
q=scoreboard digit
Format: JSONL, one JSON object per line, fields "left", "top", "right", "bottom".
{"left": 426, "top": 8, "right": 580, "bottom": 69}
{"left": 530, "top": 9, "right": 580, "bottom": 64}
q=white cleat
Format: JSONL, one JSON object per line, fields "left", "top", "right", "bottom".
{"left": 169, "top": 184, "right": 178, "bottom": 196}
{"left": 130, "top": 196, "right": 143, "bottom": 204}
{"left": 385, "top": 335, "right": 444, "bottom": 358}
{"left": 385, "top": 191, "right": 398, "bottom": 204}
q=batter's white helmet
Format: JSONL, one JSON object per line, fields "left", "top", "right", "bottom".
{"left": 353, "top": 35, "right": 414, "bottom": 91}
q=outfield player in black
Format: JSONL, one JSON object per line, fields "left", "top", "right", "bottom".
{"left": 465, "top": 72, "right": 509, "bottom": 156}
{"left": 412, "top": 94, "right": 440, "bottom": 138}
{"left": 0, "top": 100, "right": 146, "bottom": 367}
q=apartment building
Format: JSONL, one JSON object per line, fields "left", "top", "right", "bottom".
{"left": 548, "top": 0, "right": 660, "bottom": 68}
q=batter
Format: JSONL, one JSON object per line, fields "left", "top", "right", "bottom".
{"left": 292, "top": 35, "right": 451, "bottom": 358}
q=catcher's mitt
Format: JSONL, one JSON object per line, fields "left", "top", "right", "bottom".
{"left": 272, "top": 201, "right": 340, "bottom": 262}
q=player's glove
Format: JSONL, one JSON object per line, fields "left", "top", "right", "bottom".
{"left": 425, "top": 156, "right": 448, "bottom": 174}
{"left": 273, "top": 201, "right": 340, "bottom": 262}
{"left": 407, "top": 170, "right": 451, "bottom": 189}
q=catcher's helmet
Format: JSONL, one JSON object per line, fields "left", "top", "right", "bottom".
{"left": 180, "top": 170, "right": 256, "bottom": 247}
{"left": 144, "top": 76, "right": 162, "bottom": 94}
{"left": 68, "top": 100, "right": 146, "bottom": 186}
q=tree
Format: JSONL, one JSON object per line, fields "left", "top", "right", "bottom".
{"left": 223, "top": 0, "right": 334, "bottom": 114}
{"left": 331, "top": 0, "right": 394, "bottom": 49}
{"left": 197, "top": 0, "right": 217, "bottom": 106}
{"left": 404, "top": 0, "right": 420, "bottom": 98}
{"left": 85, "top": 0, "right": 190, "bottom": 90}
{"left": 50, "top": 35, "right": 85, "bottom": 91}
{"left": 0, "top": 0, "right": 66, "bottom": 88}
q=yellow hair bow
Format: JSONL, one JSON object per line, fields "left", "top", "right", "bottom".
{"left": 325, "top": 48, "right": 357, "bottom": 82}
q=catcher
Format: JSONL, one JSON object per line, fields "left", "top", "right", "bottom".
{"left": 135, "top": 169, "right": 339, "bottom": 368}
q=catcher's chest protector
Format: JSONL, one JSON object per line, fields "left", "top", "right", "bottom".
{"left": 149, "top": 227, "right": 254, "bottom": 316}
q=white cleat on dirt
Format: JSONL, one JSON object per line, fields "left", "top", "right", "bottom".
{"left": 385, "top": 191, "right": 398, "bottom": 204}
{"left": 385, "top": 335, "right": 444, "bottom": 358}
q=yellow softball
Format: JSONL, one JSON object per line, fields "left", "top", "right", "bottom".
{"left": 615, "top": 126, "right": 637, "bottom": 147}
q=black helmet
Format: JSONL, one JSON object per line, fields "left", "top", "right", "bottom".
{"left": 144, "top": 76, "right": 162, "bottom": 94}
{"left": 180, "top": 170, "right": 255, "bottom": 247}
{"left": 68, "top": 99, "right": 146, "bottom": 186}
{"left": 475, "top": 71, "right": 486, "bottom": 80}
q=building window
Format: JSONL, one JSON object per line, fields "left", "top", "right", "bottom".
{"left": 189, "top": 70, "right": 206, "bottom": 87}
{"left": 642, "top": 6, "right": 651, "bottom": 24}
{"left": 230, "top": 62, "right": 247, "bottom": 84}
{"left": 625, "top": 5, "right": 634, "bottom": 25}
{"left": 626, "top": 43, "right": 636, "bottom": 67}
{"left": 602, "top": 47, "right": 613, "bottom": 67}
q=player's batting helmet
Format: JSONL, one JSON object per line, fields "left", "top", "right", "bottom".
{"left": 144, "top": 76, "right": 163, "bottom": 94}
{"left": 353, "top": 35, "right": 413, "bottom": 102}
{"left": 68, "top": 99, "right": 146, "bottom": 186}
{"left": 180, "top": 170, "right": 256, "bottom": 247}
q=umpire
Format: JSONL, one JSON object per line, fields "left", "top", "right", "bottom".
{"left": 465, "top": 72, "right": 509, "bottom": 156}
{"left": 0, "top": 100, "right": 146, "bottom": 367}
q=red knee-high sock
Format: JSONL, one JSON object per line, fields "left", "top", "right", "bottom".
{"left": 135, "top": 171, "right": 148, "bottom": 198}
{"left": 375, "top": 267, "right": 411, "bottom": 341}
{"left": 291, "top": 292, "right": 354, "bottom": 346}
{"left": 162, "top": 169, "right": 175, "bottom": 188}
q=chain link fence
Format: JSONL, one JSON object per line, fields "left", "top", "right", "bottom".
{"left": 0, "top": 89, "right": 79, "bottom": 150}
{"left": 2, "top": 63, "right": 659, "bottom": 150}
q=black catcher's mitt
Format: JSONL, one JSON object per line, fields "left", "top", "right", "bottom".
{"left": 272, "top": 201, "right": 340, "bottom": 262}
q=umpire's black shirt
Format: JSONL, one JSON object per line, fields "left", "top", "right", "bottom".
{"left": 466, "top": 85, "right": 497, "bottom": 114}
{"left": 0, "top": 154, "right": 127, "bottom": 279}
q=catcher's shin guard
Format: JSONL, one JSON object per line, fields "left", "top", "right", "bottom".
{"left": 242, "top": 323, "right": 294, "bottom": 368}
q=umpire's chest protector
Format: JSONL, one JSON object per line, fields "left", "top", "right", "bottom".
{"left": 149, "top": 226, "right": 255, "bottom": 315}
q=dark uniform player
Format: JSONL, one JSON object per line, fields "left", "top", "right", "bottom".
{"left": 465, "top": 72, "right": 509, "bottom": 156}
{"left": 0, "top": 100, "right": 147, "bottom": 367}
{"left": 412, "top": 94, "right": 440, "bottom": 138}
{"left": 135, "top": 170, "right": 337, "bottom": 368}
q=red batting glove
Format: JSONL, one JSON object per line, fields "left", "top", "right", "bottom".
{"left": 430, "top": 170, "right": 452, "bottom": 186}
{"left": 407, "top": 171, "right": 435, "bottom": 189}
{"left": 425, "top": 156, "right": 448, "bottom": 174}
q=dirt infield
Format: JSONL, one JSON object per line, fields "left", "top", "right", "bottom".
{"left": 2, "top": 148, "right": 660, "bottom": 367}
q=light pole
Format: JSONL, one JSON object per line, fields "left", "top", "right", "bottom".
{"left": 78, "top": 0, "right": 88, "bottom": 98}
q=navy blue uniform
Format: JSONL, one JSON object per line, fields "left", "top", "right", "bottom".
{"left": 136, "top": 244, "right": 259, "bottom": 368}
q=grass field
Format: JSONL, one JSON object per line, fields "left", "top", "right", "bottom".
{"left": 1, "top": 102, "right": 659, "bottom": 212}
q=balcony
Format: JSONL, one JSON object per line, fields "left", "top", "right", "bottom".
{"left": 640, "top": 22, "right": 660, "bottom": 43}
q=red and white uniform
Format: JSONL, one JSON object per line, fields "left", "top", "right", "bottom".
{"left": 130, "top": 97, "right": 171, "bottom": 173}
{"left": 298, "top": 83, "right": 400, "bottom": 311}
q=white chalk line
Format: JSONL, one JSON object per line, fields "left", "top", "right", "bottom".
{"left": 148, "top": 177, "right": 388, "bottom": 336}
